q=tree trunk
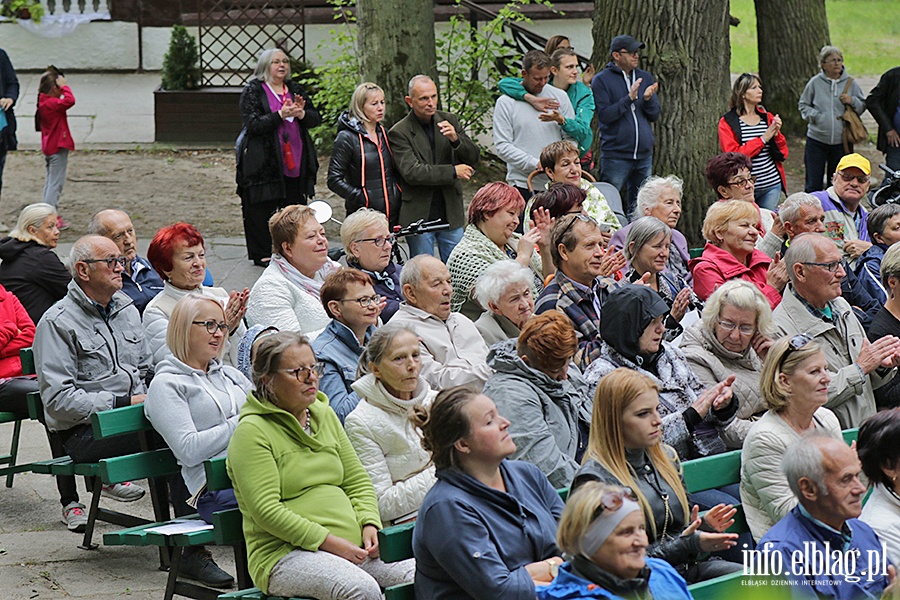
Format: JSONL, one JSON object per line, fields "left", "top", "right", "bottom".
{"left": 592, "top": 0, "right": 731, "bottom": 244}
{"left": 756, "top": 0, "right": 829, "bottom": 137}
{"left": 357, "top": 0, "right": 438, "bottom": 127}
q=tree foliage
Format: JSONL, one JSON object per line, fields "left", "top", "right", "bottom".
{"left": 161, "top": 25, "right": 201, "bottom": 91}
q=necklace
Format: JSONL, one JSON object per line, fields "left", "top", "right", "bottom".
{"left": 639, "top": 458, "right": 672, "bottom": 539}
{"left": 301, "top": 408, "right": 312, "bottom": 435}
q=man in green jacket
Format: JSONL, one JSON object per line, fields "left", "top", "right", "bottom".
{"left": 388, "top": 75, "right": 480, "bottom": 262}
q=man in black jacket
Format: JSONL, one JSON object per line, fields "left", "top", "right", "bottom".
{"left": 867, "top": 66, "right": 900, "bottom": 173}
{"left": 389, "top": 75, "right": 480, "bottom": 262}
{"left": 0, "top": 47, "right": 19, "bottom": 230}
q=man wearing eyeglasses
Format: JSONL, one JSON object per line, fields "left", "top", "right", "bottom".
{"left": 88, "top": 209, "right": 164, "bottom": 314}
{"left": 811, "top": 153, "right": 872, "bottom": 268}
{"left": 33, "top": 235, "right": 149, "bottom": 494}
{"left": 592, "top": 35, "right": 660, "bottom": 218}
{"left": 774, "top": 233, "right": 900, "bottom": 429}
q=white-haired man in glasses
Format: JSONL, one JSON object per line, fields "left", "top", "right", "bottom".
{"left": 773, "top": 232, "right": 900, "bottom": 429}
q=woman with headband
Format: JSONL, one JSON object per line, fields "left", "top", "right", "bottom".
{"left": 536, "top": 481, "right": 692, "bottom": 599}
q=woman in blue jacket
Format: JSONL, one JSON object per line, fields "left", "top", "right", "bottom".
{"left": 536, "top": 481, "right": 692, "bottom": 600}
{"left": 410, "top": 386, "right": 565, "bottom": 599}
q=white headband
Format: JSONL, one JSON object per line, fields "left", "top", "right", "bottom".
{"left": 580, "top": 497, "right": 642, "bottom": 557}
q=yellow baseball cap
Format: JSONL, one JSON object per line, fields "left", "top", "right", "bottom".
{"left": 836, "top": 153, "right": 871, "bottom": 175}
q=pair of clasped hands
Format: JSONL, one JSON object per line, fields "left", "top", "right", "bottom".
{"left": 277, "top": 93, "right": 306, "bottom": 121}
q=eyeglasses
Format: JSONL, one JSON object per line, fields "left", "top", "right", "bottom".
{"left": 717, "top": 319, "right": 755, "bottom": 336}
{"left": 591, "top": 487, "right": 638, "bottom": 519}
{"left": 281, "top": 363, "right": 325, "bottom": 381}
{"left": 339, "top": 294, "right": 384, "bottom": 308}
{"left": 355, "top": 236, "right": 394, "bottom": 248}
{"left": 271, "top": 59, "right": 290, "bottom": 65}
{"left": 558, "top": 213, "right": 598, "bottom": 241}
{"left": 192, "top": 320, "right": 229, "bottom": 334}
{"left": 838, "top": 172, "right": 869, "bottom": 184}
{"left": 801, "top": 259, "right": 843, "bottom": 273}
{"left": 618, "top": 50, "right": 640, "bottom": 57}
{"left": 727, "top": 175, "right": 756, "bottom": 188}
{"left": 778, "top": 333, "right": 814, "bottom": 369}
{"left": 82, "top": 256, "right": 127, "bottom": 269}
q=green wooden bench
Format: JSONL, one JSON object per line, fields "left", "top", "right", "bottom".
{"left": 0, "top": 348, "right": 41, "bottom": 487}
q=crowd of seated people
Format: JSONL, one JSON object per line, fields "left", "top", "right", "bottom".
{"left": 6, "top": 39, "right": 900, "bottom": 600}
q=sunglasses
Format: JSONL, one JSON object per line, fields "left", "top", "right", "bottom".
{"left": 590, "top": 487, "right": 638, "bottom": 520}
{"left": 778, "top": 333, "right": 813, "bottom": 370}
{"left": 558, "top": 213, "right": 598, "bottom": 241}
{"left": 837, "top": 172, "right": 869, "bottom": 184}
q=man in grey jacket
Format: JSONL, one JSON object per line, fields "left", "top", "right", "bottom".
{"left": 34, "top": 235, "right": 148, "bottom": 502}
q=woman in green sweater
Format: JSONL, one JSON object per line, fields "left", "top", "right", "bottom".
{"left": 227, "top": 331, "right": 414, "bottom": 599}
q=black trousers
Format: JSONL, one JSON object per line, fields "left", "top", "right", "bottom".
{"left": 0, "top": 377, "right": 38, "bottom": 417}
{"left": 241, "top": 176, "right": 307, "bottom": 262}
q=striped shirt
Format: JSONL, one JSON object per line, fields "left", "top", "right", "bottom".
{"left": 739, "top": 119, "right": 782, "bottom": 190}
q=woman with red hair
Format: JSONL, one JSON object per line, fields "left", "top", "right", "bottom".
{"left": 447, "top": 182, "right": 552, "bottom": 320}
{"left": 144, "top": 222, "right": 249, "bottom": 367}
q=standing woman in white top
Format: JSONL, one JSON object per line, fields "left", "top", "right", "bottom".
{"left": 718, "top": 73, "right": 789, "bottom": 211}
{"left": 345, "top": 325, "right": 437, "bottom": 525}
{"left": 246, "top": 204, "right": 340, "bottom": 336}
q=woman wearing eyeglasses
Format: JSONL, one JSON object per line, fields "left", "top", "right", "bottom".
{"left": 145, "top": 222, "right": 249, "bottom": 368}
{"left": 246, "top": 204, "right": 340, "bottom": 336}
{"left": 411, "top": 386, "right": 565, "bottom": 598}
{"left": 345, "top": 325, "right": 437, "bottom": 525}
{"left": 680, "top": 281, "right": 774, "bottom": 449}
{"left": 341, "top": 209, "right": 403, "bottom": 322}
{"left": 227, "top": 331, "right": 414, "bottom": 599}
{"left": 573, "top": 368, "right": 742, "bottom": 584}
{"left": 237, "top": 48, "right": 320, "bottom": 267}
{"left": 536, "top": 481, "right": 692, "bottom": 600}
{"left": 311, "top": 268, "right": 383, "bottom": 423}
{"left": 328, "top": 82, "right": 401, "bottom": 226}
{"left": 740, "top": 335, "right": 842, "bottom": 541}
{"left": 448, "top": 182, "right": 551, "bottom": 321}
{"left": 717, "top": 73, "right": 788, "bottom": 211}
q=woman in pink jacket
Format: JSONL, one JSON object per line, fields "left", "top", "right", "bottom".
{"left": 36, "top": 68, "right": 75, "bottom": 225}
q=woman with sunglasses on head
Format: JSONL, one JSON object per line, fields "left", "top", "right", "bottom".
{"left": 345, "top": 325, "right": 437, "bottom": 526}
{"left": 740, "top": 335, "right": 842, "bottom": 541}
{"left": 718, "top": 73, "right": 788, "bottom": 211}
{"left": 448, "top": 182, "right": 551, "bottom": 320}
{"left": 573, "top": 368, "right": 742, "bottom": 584}
{"left": 328, "top": 82, "right": 401, "bottom": 226}
{"left": 311, "top": 268, "right": 383, "bottom": 424}
{"left": 227, "top": 331, "right": 413, "bottom": 599}
{"left": 411, "top": 386, "right": 565, "bottom": 599}
{"left": 536, "top": 481, "right": 692, "bottom": 600}
{"left": 341, "top": 209, "right": 403, "bottom": 322}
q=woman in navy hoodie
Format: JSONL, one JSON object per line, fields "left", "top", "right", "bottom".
{"left": 411, "top": 386, "right": 565, "bottom": 599}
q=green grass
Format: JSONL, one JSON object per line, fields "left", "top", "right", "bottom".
{"left": 730, "top": 0, "right": 900, "bottom": 76}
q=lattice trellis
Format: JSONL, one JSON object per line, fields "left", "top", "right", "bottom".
{"left": 197, "top": 0, "right": 306, "bottom": 87}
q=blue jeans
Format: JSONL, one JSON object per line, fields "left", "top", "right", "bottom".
{"left": 197, "top": 488, "right": 238, "bottom": 524}
{"left": 804, "top": 137, "right": 846, "bottom": 192}
{"left": 689, "top": 484, "right": 754, "bottom": 563}
{"left": 600, "top": 154, "right": 652, "bottom": 218}
{"left": 754, "top": 183, "right": 783, "bottom": 211}
{"left": 405, "top": 227, "right": 464, "bottom": 263}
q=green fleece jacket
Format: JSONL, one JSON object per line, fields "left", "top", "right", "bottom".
{"left": 227, "top": 390, "right": 382, "bottom": 593}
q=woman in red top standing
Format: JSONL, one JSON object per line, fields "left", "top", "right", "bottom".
{"left": 37, "top": 68, "right": 75, "bottom": 229}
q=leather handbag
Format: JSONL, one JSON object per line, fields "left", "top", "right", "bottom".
{"left": 841, "top": 78, "right": 868, "bottom": 151}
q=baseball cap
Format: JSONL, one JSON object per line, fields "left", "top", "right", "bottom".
{"left": 610, "top": 35, "right": 645, "bottom": 53}
{"left": 836, "top": 153, "right": 870, "bottom": 175}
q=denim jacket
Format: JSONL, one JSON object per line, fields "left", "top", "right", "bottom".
{"left": 311, "top": 319, "right": 374, "bottom": 424}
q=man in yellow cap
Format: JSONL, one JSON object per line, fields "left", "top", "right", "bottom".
{"left": 811, "top": 152, "right": 872, "bottom": 268}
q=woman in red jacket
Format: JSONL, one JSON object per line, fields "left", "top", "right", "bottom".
{"left": 718, "top": 73, "right": 788, "bottom": 211}
{"left": 37, "top": 68, "right": 75, "bottom": 225}
{"left": 0, "top": 283, "right": 37, "bottom": 417}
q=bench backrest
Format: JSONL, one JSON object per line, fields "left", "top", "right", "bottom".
{"left": 204, "top": 457, "right": 232, "bottom": 492}
{"left": 91, "top": 403, "right": 155, "bottom": 439}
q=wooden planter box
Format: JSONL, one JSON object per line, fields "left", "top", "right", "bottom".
{"left": 154, "top": 86, "right": 243, "bottom": 144}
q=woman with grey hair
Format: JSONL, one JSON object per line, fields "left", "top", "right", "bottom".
{"left": 868, "top": 243, "right": 900, "bottom": 408}
{"left": 680, "top": 280, "right": 774, "bottom": 448}
{"left": 0, "top": 202, "right": 71, "bottom": 323}
{"left": 856, "top": 203, "right": 900, "bottom": 304}
{"left": 345, "top": 325, "right": 436, "bottom": 525}
{"left": 341, "top": 209, "right": 403, "bottom": 321}
{"left": 609, "top": 175, "right": 691, "bottom": 282}
{"left": 472, "top": 259, "right": 536, "bottom": 346}
{"left": 236, "top": 48, "right": 320, "bottom": 266}
{"left": 328, "top": 82, "right": 401, "bottom": 225}
{"left": 799, "top": 45, "right": 866, "bottom": 193}
{"left": 612, "top": 216, "right": 696, "bottom": 341}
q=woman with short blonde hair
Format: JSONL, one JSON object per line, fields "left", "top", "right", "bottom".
{"left": 339, "top": 208, "right": 403, "bottom": 321}
{"left": 741, "top": 335, "right": 842, "bottom": 540}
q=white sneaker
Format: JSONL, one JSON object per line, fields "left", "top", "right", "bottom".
{"left": 101, "top": 481, "right": 145, "bottom": 502}
{"left": 62, "top": 501, "right": 88, "bottom": 533}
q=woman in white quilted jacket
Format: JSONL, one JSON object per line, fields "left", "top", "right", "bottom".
{"left": 344, "top": 325, "right": 437, "bottom": 525}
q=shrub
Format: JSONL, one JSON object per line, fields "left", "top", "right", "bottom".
{"left": 161, "top": 25, "right": 202, "bottom": 91}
